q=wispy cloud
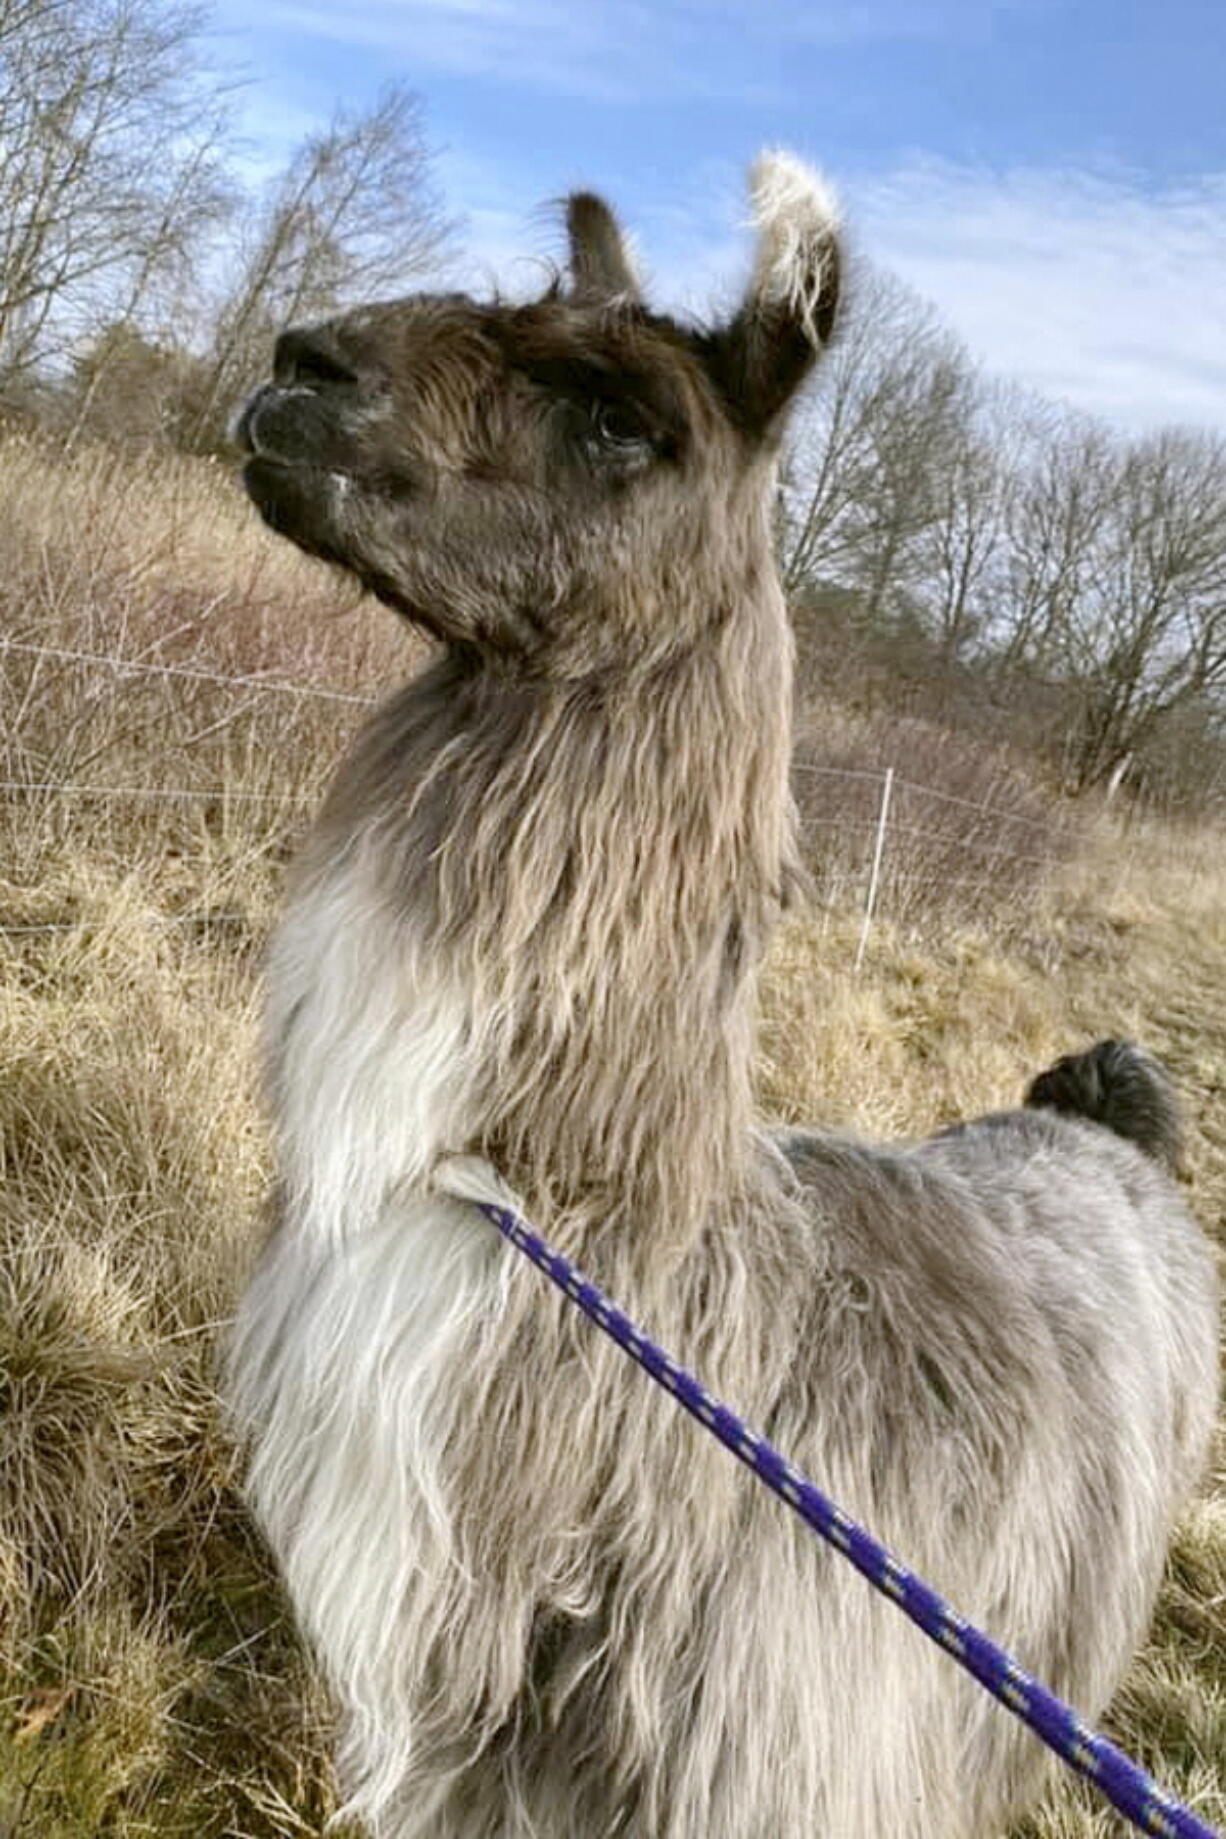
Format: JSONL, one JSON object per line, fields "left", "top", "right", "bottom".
{"left": 256, "top": 0, "right": 752, "bottom": 104}
{"left": 243, "top": 0, "right": 1003, "bottom": 105}
{"left": 849, "top": 161, "right": 1226, "bottom": 431}
{"left": 441, "top": 151, "right": 1226, "bottom": 435}
{"left": 206, "top": 0, "right": 1226, "bottom": 435}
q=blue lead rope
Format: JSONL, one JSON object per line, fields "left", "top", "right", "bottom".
{"left": 476, "top": 1199, "right": 1221, "bottom": 1839}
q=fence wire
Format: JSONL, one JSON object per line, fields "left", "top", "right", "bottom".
{"left": 0, "top": 642, "right": 1075, "bottom": 961}
{"left": 0, "top": 637, "right": 376, "bottom": 706}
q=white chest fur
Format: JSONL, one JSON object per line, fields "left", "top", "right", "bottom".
{"left": 266, "top": 848, "right": 481, "bottom": 1248}
{"left": 230, "top": 849, "right": 516, "bottom": 1827}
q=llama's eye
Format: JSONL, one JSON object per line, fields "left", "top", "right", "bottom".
{"left": 588, "top": 402, "right": 648, "bottom": 454}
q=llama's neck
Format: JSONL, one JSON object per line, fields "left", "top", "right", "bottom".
{"left": 291, "top": 599, "right": 796, "bottom": 1249}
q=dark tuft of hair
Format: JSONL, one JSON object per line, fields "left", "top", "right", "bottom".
{"left": 1025, "top": 1039, "right": 1183, "bottom": 1174}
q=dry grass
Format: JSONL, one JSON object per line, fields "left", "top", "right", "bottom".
{"left": 0, "top": 433, "right": 1221, "bottom": 1835}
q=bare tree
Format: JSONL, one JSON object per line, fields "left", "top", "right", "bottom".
{"left": 62, "top": 121, "right": 232, "bottom": 443}
{"left": 1055, "top": 428, "right": 1226, "bottom": 790}
{"left": 0, "top": 0, "right": 229, "bottom": 391}
{"left": 773, "top": 241, "right": 1226, "bottom": 798}
{"left": 187, "top": 83, "right": 452, "bottom": 448}
{"left": 911, "top": 381, "right": 1018, "bottom": 665}
{"left": 988, "top": 415, "right": 1226, "bottom": 789}
{"left": 993, "top": 409, "right": 1118, "bottom": 675}
{"left": 781, "top": 267, "right": 942, "bottom": 596}
{"left": 781, "top": 266, "right": 984, "bottom": 638}
{"left": 849, "top": 343, "right": 978, "bottom": 630}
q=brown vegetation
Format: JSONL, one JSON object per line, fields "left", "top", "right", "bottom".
{"left": 0, "top": 401, "right": 1220, "bottom": 1837}
{"left": 0, "top": 10, "right": 1221, "bottom": 1824}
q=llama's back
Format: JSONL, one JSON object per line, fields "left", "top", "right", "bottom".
{"left": 774, "top": 1062, "right": 1217, "bottom": 1836}
{"left": 919, "top": 1039, "right": 1216, "bottom": 1499}
{"left": 420, "top": 1105, "right": 1215, "bottom": 1839}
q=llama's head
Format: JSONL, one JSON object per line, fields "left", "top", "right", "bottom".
{"left": 236, "top": 153, "right": 840, "bottom": 675}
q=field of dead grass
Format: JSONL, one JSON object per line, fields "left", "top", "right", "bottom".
{"left": 0, "top": 432, "right": 1221, "bottom": 1835}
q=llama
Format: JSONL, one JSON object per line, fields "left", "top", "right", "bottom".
{"left": 227, "top": 155, "right": 1219, "bottom": 1838}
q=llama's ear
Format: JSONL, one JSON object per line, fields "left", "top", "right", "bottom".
{"left": 566, "top": 192, "right": 643, "bottom": 304}
{"left": 704, "top": 152, "right": 841, "bottom": 437}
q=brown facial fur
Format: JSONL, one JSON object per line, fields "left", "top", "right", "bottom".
{"left": 237, "top": 285, "right": 815, "bottom": 674}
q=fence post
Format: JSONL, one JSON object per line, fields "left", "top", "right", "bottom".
{"left": 854, "top": 765, "right": 894, "bottom": 973}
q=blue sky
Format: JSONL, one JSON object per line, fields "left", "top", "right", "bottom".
{"left": 210, "top": 0, "right": 1226, "bottom": 432}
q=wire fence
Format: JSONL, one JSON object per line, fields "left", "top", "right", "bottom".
{"left": 0, "top": 637, "right": 377, "bottom": 706}
{"left": 0, "top": 637, "right": 1078, "bottom": 961}
{"left": 792, "top": 734, "right": 1075, "bottom": 956}
{"left": 0, "top": 780, "right": 308, "bottom": 803}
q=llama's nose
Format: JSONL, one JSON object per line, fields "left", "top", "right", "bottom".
{"left": 273, "top": 326, "right": 360, "bottom": 389}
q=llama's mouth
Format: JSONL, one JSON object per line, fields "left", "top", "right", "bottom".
{"left": 242, "top": 456, "right": 352, "bottom": 562}
{"left": 232, "top": 384, "right": 300, "bottom": 460}
{"left": 234, "top": 383, "right": 364, "bottom": 549}
{"left": 234, "top": 383, "right": 362, "bottom": 475}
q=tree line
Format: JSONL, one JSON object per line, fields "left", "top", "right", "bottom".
{"left": 782, "top": 270, "right": 1226, "bottom": 802}
{"left": 2, "top": 0, "right": 1223, "bottom": 806}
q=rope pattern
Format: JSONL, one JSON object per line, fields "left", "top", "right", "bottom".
{"left": 476, "top": 1199, "right": 1220, "bottom": 1839}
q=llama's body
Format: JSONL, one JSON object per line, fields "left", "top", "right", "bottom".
{"left": 228, "top": 157, "right": 1218, "bottom": 1837}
